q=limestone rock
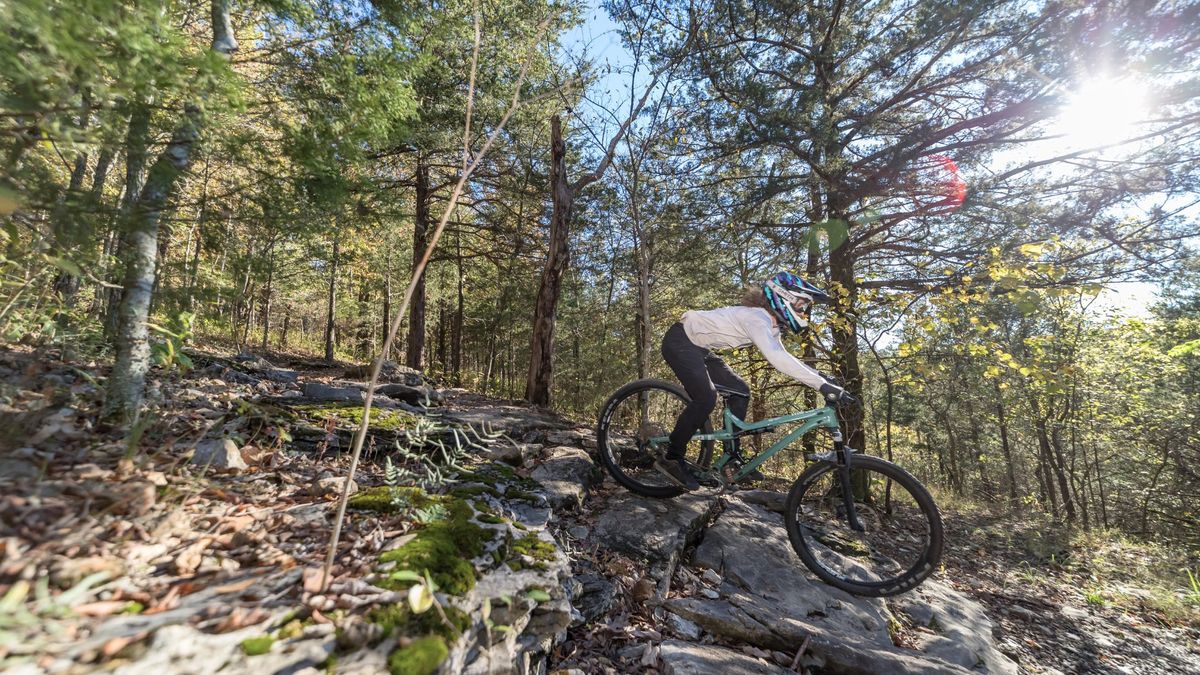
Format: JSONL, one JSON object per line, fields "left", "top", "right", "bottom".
{"left": 544, "top": 428, "right": 597, "bottom": 449}
{"left": 659, "top": 640, "right": 793, "bottom": 675}
{"left": 893, "top": 582, "right": 1018, "bottom": 674}
{"left": 667, "top": 612, "right": 703, "bottom": 640}
{"left": 670, "top": 494, "right": 1015, "bottom": 675}
{"left": 191, "top": 438, "right": 247, "bottom": 471}
{"left": 573, "top": 573, "right": 616, "bottom": 623}
{"left": 737, "top": 489, "right": 787, "bottom": 513}
{"left": 376, "top": 382, "right": 442, "bottom": 406}
{"left": 592, "top": 492, "right": 717, "bottom": 563}
{"left": 110, "top": 622, "right": 334, "bottom": 675}
{"left": 311, "top": 475, "right": 358, "bottom": 498}
{"left": 342, "top": 360, "right": 426, "bottom": 385}
{"left": 530, "top": 447, "right": 600, "bottom": 510}
{"left": 301, "top": 382, "right": 364, "bottom": 401}
{"left": 480, "top": 441, "right": 539, "bottom": 466}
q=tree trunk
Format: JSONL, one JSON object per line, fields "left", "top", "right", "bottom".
{"left": 103, "top": 107, "right": 204, "bottom": 423}
{"left": 382, "top": 247, "right": 392, "bottom": 360}
{"left": 993, "top": 381, "right": 1019, "bottom": 507}
{"left": 526, "top": 115, "right": 573, "bottom": 406}
{"left": 324, "top": 237, "right": 339, "bottom": 363}
{"left": 102, "top": 0, "right": 236, "bottom": 425}
{"left": 406, "top": 155, "right": 430, "bottom": 370}
{"left": 103, "top": 102, "right": 151, "bottom": 337}
{"left": 1033, "top": 415, "right": 1059, "bottom": 516}
{"left": 453, "top": 236, "right": 464, "bottom": 386}
{"left": 1048, "top": 425, "right": 1077, "bottom": 523}
{"left": 828, "top": 233, "right": 867, "bottom": 461}
{"left": 357, "top": 281, "right": 372, "bottom": 358}
{"left": 187, "top": 157, "right": 209, "bottom": 311}
{"left": 260, "top": 241, "right": 275, "bottom": 351}
{"left": 50, "top": 88, "right": 98, "bottom": 304}
{"left": 437, "top": 298, "right": 448, "bottom": 375}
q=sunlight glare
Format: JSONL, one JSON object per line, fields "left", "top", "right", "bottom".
{"left": 1054, "top": 77, "right": 1149, "bottom": 152}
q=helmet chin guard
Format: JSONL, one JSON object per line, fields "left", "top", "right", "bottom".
{"left": 762, "top": 272, "right": 830, "bottom": 333}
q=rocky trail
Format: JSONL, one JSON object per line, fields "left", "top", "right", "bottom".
{"left": 1, "top": 347, "right": 1197, "bottom": 674}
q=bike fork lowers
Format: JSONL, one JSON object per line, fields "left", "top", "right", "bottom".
{"left": 832, "top": 431, "right": 866, "bottom": 533}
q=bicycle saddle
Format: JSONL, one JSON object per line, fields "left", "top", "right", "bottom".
{"left": 714, "top": 384, "right": 749, "bottom": 398}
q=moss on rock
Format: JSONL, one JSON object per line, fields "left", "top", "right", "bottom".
{"left": 349, "top": 486, "right": 437, "bottom": 513}
{"left": 506, "top": 533, "right": 556, "bottom": 571}
{"left": 388, "top": 636, "right": 449, "bottom": 675}
{"left": 366, "top": 603, "right": 470, "bottom": 643}
{"left": 240, "top": 635, "right": 275, "bottom": 656}
{"left": 449, "top": 484, "right": 501, "bottom": 499}
{"left": 376, "top": 493, "right": 491, "bottom": 595}
{"left": 293, "top": 401, "right": 420, "bottom": 430}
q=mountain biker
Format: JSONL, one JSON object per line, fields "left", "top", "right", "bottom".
{"left": 655, "top": 271, "right": 856, "bottom": 490}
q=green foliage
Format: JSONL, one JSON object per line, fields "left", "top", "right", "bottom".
{"left": 376, "top": 491, "right": 491, "bottom": 595}
{"left": 387, "top": 635, "right": 448, "bottom": 675}
{"left": 149, "top": 311, "right": 195, "bottom": 371}
{"left": 240, "top": 635, "right": 274, "bottom": 656}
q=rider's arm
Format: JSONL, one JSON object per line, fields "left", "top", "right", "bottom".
{"left": 744, "top": 313, "right": 829, "bottom": 391}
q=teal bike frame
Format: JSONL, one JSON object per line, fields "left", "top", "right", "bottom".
{"left": 649, "top": 397, "right": 845, "bottom": 485}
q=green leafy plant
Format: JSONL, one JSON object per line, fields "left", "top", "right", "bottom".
{"left": 148, "top": 311, "right": 195, "bottom": 371}
{"left": 1185, "top": 568, "right": 1200, "bottom": 605}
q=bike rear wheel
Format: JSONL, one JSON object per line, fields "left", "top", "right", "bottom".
{"left": 784, "top": 454, "right": 943, "bottom": 597}
{"left": 596, "top": 379, "right": 714, "bottom": 498}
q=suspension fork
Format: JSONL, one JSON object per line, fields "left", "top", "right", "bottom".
{"left": 831, "top": 431, "right": 866, "bottom": 533}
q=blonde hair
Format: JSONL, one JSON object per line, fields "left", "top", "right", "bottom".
{"left": 741, "top": 286, "right": 770, "bottom": 309}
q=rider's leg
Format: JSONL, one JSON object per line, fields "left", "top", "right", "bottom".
{"left": 661, "top": 322, "right": 717, "bottom": 461}
{"left": 704, "top": 354, "right": 750, "bottom": 460}
{"left": 703, "top": 354, "right": 749, "bottom": 420}
{"left": 703, "top": 354, "right": 763, "bottom": 482}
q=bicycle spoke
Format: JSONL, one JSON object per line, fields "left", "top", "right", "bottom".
{"left": 601, "top": 384, "right": 709, "bottom": 492}
{"left": 790, "top": 463, "right": 935, "bottom": 590}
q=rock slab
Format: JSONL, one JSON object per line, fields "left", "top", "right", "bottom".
{"left": 658, "top": 640, "right": 792, "bottom": 675}
{"left": 529, "top": 446, "right": 600, "bottom": 510}
{"left": 668, "top": 494, "right": 1016, "bottom": 675}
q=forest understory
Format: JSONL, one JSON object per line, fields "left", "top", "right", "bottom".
{"left": 1, "top": 344, "right": 1197, "bottom": 674}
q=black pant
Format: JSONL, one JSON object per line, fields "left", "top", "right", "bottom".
{"left": 661, "top": 322, "right": 749, "bottom": 459}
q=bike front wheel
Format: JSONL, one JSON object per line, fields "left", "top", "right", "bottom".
{"left": 596, "top": 379, "right": 714, "bottom": 499}
{"left": 784, "top": 454, "right": 943, "bottom": 597}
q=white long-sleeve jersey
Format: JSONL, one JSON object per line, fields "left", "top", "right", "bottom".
{"left": 681, "top": 306, "right": 827, "bottom": 390}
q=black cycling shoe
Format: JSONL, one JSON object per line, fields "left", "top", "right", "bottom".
{"left": 654, "top": 457, "right": 700, "bottom": 491}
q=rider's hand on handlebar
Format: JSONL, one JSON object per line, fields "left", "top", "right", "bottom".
{"left": 819, "top": 382, "right": 857, "bottom": 407}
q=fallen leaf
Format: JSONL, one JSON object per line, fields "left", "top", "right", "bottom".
{"left": 172, "top": 539, "right": 210, "bottom": 575}
{"left": 211, "top": 606, "right": 270, "bottom": 633}
{"left": 74, "top": 600, "right": 131, "bottom": 617}
{"left": 101, "top": 635, "right": 141, "bottom": 659}
{"left": 211, "top": 578, "right": 258, "bottom": 595}
{"left": 302, "top": 567, "right": 326, "bottom": 594}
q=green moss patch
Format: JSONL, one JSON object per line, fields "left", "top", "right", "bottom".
{"left": 449, "top": 484, "right": 501, "bottom": 499}
{"left": 241, "top": 635, "right": 275, "bottom": 656}
{"left": 349, "top": 486, "right": 439, "bottom": 513}
{"left": 292, "top": 401, "right": 420, "bottom": 430}
{"left": 507, "top": 533, "right": 557, "bottom": 572}
{"left": 366, "top": 603, "right": 470, "bottom": 643}
{"left": 388, "top": 636, "right": 448, "bottom": 675}
{"left": 453, "top": 463, "right": 545, "bottom": 505}
{"left": 377, "top": 493, "right": 492, "bottom": 595}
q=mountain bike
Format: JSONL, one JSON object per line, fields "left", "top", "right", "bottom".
{"left": 595, "top": 378, "right": 943, "bottom": 597}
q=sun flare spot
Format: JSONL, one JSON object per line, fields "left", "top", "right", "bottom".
{"left": 1054, "top": 77, "right": 1150, "bottom": 152}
